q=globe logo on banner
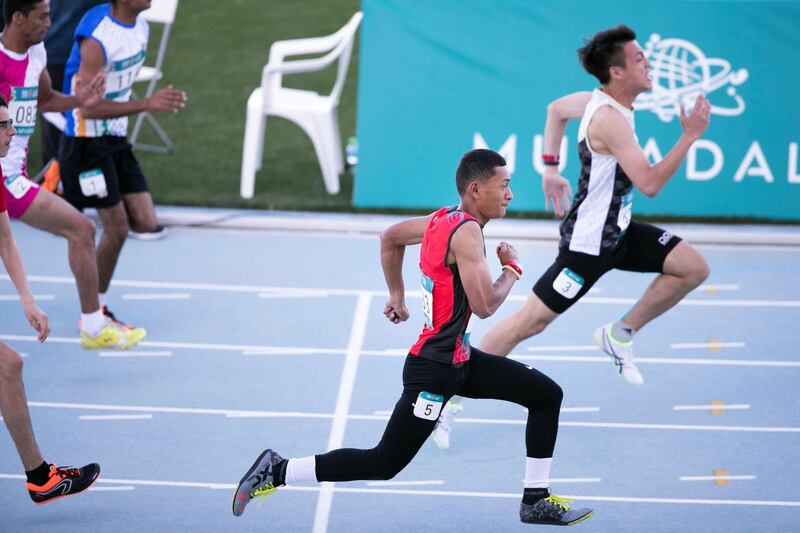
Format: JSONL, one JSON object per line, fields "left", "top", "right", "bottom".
{"left": 634, "top": 34, "right": 749, "bottom": 122}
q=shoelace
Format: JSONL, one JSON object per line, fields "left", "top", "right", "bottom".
{"left": 53, "top": 465, "right": 80, "bottom": 479}
{"left": 103, "top": 308, "right": 134, "bottom": 331}
{"left": 250, "top": 482, "right": 276, "bottom": 500}
{"left": 543, "top": 494, "right": 572, "bottom": 512}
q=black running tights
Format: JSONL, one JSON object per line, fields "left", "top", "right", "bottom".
{"left": 315, "top": 348, "right": 563, "bottom": 482}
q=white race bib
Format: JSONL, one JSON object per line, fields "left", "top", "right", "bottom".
{"left": 79, "top": 169, "right": 108, "bottom": 198}
{"left": 9, "top": 86, "right": 38, "bottom": 137}
{"left": 106, "top": 50, "right": 146, "bottom": 100}
{"left": 413, "top": 391, "right": 444, "bottom": 421}
{"left": 552, "top": 268, "right": 584, "bottom": 299}
{"left": 4, "top": 174, "right": 34, "bottom": 199}
{"left": 420, "top": 270, "right": 434, "bottom": 329}
{"left": 617, "top": 191, "right": 633, "bottom": 233}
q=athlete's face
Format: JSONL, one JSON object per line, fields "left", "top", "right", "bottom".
{"left": 18, "top": 1, "right": 51, "bottom": 45}
{"left": 619, "top": 40, "right": 651, "bottom": 93}
{"left": 479, "top": 166, "right": 513, "bottom": 219}
{"left": 124, "top": 0, "right": 153, "bottom": 15}
{"left": 0, "top": 107, "right": 16, "bottom": 159}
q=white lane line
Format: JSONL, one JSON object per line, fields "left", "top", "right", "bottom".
{"left": 89, "top": 486, "right": 136, "bottom": 491}
{"left": 243, "top": 347, "right": 326, "bottom": 355}
{"left": 259, "top": 290, "right": 331, "bottom": 298}
{"left": 121, "top": 293, "right": 192, "bottom": 300}
{"left": 366, "top": 480, "right": 444, "bottom": 487}
{"left": 556, "top": 421, "right": 800, "bottom": 433}
{"left": 519, "top": 478, "right": 601, "bottom": 484}
{"left": 695, "top": 284, "right": 740, "bottom": 292}
{"left": 0, "top": 294, "right": 54, "bottom": 301}
{"left": 26, "top": 401, "right": 800, "bottom": 433}
{"left": 527, "top": 345, "right": 598, "bottom": 352}
{"left": 375, "top": 407, "right": 600, "bottom": 416}
{"left": 680, "top": 475, "right": 756, "bottom": 481}
{"left": 580, "top": 296, "right": 800, "bottom": 307}
{"left": 511, "top": 354, "right": 800, "bottom": 368}
{"left": 670, "top": 342, "right": 745, "bottom": 349}
{"left": 314, "top": 292, "right": 371, "bottom": 533}
{"left": 1, "top": 474, "right": 797, "bottom": 507}
{"left": 4, "top": 275, "right": 800, "bottom": 307}
{"left": 99, "top": 351, "right": 173, "bottom": 358}
{"left": 79, "top": 414, "right": 153, "bottom": 421}
{"left": 4, "top": 333, "right": 800, "bottom": 368}
{"left": 673, "top": 404, "right": 750, "bottom": 411}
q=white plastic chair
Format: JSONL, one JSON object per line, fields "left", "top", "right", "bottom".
{"left": 129, "top": 0, "right": 179, "bottom": 154}
{"left": 240, "top": 11, "right": 363, "bottom": 198}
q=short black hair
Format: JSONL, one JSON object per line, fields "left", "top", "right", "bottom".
{"left": 577, "top": 24, "right": 637, "bottom": 85}
{"left": 3, "top": 0, "right": 43, "bottom": 27}
{"left": 455, "top": 149, "right": 506, "bottom": 195}
{"left": 0, "top": 93, "right": 7, "bottom": 108}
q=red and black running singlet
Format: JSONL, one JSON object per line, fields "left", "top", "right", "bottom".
{"left": 409, "top": 206, "right": 480, "bottom": 365}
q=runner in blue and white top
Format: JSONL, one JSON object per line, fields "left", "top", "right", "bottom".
{"left": 478, "top": 24, "right": 711, "bottom": 392}
{"left": 58, "top": 0, "right": 187, "bottom": 338}
{"left": 63, "top": 1, "right": 148, "bottom": 138}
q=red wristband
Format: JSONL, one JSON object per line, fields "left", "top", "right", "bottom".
{"left": 542, "top": 154, "right": 560, "bottom": 167}
{"left": 502, "top": 260, "right": 523, "bottom": 278}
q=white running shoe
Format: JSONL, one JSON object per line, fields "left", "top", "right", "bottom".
{"left": 432, "top": 398, "right": 463, "bottom": 450}
{"left": 593, "top": 324, "right": 644, "bottom": 385}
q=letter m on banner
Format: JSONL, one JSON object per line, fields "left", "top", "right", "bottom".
{"left": 473, "top": 133, "right": 516, "bottom": 174}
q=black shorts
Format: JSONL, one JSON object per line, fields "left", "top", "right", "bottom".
{"left": 59, "top": 135, "right": 149, "bottom": 210}
{"left": 533, "top": 220, "right": 681, "bottom": 314}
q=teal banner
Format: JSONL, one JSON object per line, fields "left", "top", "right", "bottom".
{"left": 354, "top": 0, "right": 800, "bottom": 221}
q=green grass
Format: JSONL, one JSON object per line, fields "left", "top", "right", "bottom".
{"left": 30, "top": 0, "right": 361, "bottom": 211}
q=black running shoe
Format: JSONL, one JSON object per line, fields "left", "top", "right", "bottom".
{"left": 232, "top": 449, "right": 285, "bottom": 517}
{"left": 27, "top": 463, "right": 101, "bottom": 504}
{"left": 520, "top": 494, "right": 593, "bottom": 526}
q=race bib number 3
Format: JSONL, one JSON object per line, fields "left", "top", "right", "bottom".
{"left": 552, "top": 268, "right": 584, "bottom": 299}
{"left": 79, "top": 169, "right": 108, "bottom": 198}
{"left": 413, "top": 391, "right": 444, "bottom": 421}
{"left": 4, "top": 174, "right": 34, "bottom": 199}
{"left": 420, "top": 270, "right": 434, "bottom": 329}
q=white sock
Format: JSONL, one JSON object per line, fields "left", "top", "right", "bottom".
{"left": 524, "top": 457, "right": 552, "bottom": 489}
{"left": 99, "top": 293, "right": 107, "bottom": 308}
{"left": 612, "top": 320, "right": 636, "bottom": 342}
{"left": 285, "top": 456, "right": 317, "bottom": 485}
{"left": 80, "top": 309, "right": 105, "bottom": 336}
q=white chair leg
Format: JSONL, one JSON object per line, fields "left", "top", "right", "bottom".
{"left": 328, "top": 110, "right": 344, "bottom": 174}
{"left": 240, "top": 91, "right": 266, "bottom": 199}
{"left": 302, "top": 114, "right": 340, "bottom": 195}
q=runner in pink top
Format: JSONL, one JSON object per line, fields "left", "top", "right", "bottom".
{"left": 0, "top": 39, "right": 47, "bottom": 217}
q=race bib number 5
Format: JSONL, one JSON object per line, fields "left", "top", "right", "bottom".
{"left": 413, "top": 391, "right": 444, "bottom": 421}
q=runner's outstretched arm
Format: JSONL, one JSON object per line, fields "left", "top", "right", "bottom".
{"left": 380, "top": 215, "right": 432, "bottom": 324}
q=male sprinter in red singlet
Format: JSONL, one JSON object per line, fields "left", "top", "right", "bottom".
{"left": 231, "top": 149, "right": 593, "bottom": 527}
